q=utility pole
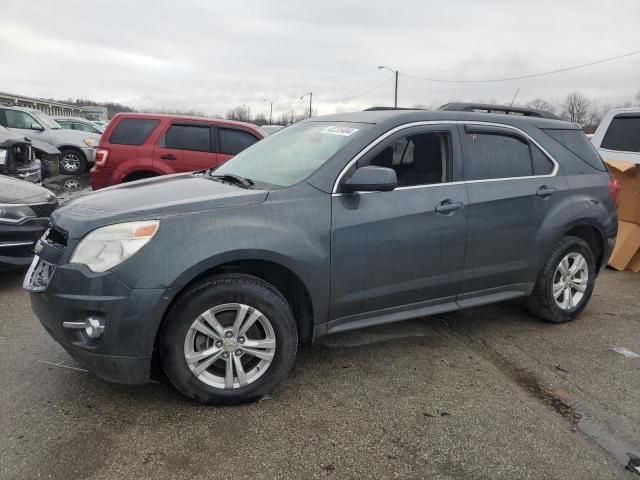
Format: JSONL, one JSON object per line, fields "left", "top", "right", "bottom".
{"left": 263, "top": 100, "right": 273, "bottom": 124}
{"left": 300, "top": 92, "right": 313, "bottom": 119}
{"left": 378, "top": 65, "right": 398, "bottom": 108}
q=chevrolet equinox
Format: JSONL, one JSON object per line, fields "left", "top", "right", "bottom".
{"left": 25, "top": 109, "right": 618, "bottom": 404}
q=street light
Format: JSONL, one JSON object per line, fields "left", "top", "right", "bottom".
{"left": 300, "top": 92, "right": 313, "bottom": 119}
{"left": 378, "top": 65, "right": 398, "bottom": 108}
{"left": 263, "top": 99, "right": 273, "bottom": 125}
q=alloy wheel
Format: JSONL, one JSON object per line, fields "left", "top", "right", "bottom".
{"left": 552, "top": 252, "right": 588, "bottom": 310}
{"left": 61, "top": 153, "right": 80, "bottom": 172}
{"left": 183, "top": 303, "right": 276, "bottom": 389}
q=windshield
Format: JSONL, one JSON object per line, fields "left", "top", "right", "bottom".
{"left": 214, "top": 121, "right": 369, "bottom": 188}
{"left": 31, "top": 110, "right": 61, "bottom": 129}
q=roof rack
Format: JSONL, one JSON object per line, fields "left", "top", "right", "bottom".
{"left": 437, "top": 102, "right": 559, "bottom": 120}
{"left": 363, "top": 106, "right": 427, "bottom": 111}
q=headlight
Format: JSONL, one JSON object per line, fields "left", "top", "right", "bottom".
{"left": 0, "top": 204, "right": 35, "bottom": 223}
{"left": 83, "top": 138, "right": 98, "bottom": 147}
{"left": 70, "top": 220, "right": 159, "bottom": 272}
{"left": 0, "top": 149, "right": 7, "bottom": 165}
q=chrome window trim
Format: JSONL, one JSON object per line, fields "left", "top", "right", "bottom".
{"left": 331, "top": 121, "right": 559, "bottom": 194}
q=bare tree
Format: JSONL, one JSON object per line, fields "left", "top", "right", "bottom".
{"left": 226, "top": 106, "right": 251, "bottom": 122}
{"left": 252, "top": 112, "right": 268, "bottom": 126}
{"left": 526, "top": 98, "right": 556, "bottom": 114}
{"left": 561, "top": 92, "right": 590, "bottom": 125}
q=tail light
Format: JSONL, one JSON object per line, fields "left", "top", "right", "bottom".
{"left": 608, "top": 177, "right": 621, "bottom": 208}
{"left": 95, "top": 148, "right": 109, "bottom": 167}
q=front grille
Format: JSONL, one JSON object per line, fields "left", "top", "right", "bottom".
{"left": 46, "top": 226, "right": 68, "bottom": 247}
{"left": 30, "top": 202, "right": 57, "bottom": 218}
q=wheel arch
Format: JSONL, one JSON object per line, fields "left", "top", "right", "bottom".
{"left": 150, "top": 255, "right": 316, "bottom": 376}
{"left": 562, "top": 223, "right": 606, "bottom": 272}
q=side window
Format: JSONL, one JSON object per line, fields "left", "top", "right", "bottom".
{"left": 366, "top": 132, "right": 450, "bottom": 187}
{"left": 600, "top": 116, "right": 640, "bottom": 153}
{"left": 5, "top": 110, "right": 38, "bottom": 129}
{"left": 109, "top": 118, "right": 160, "bottom": 146}
{"left": 464, "top": 132, "right": 532, "bottom": 180}
{"left": 73, "top": 123, "right": 91, "bottom": 132}
{"left": 531, "top": 144, "right": 554, "bottom": 175}
{"left": 163, "top": 124, "right": 211, "bottom": 152}
{"left": 543, "top": 128, "right": 606, "bottom": 171}
{"left": 219, "top": 128, "right": 258, "bottom": 155}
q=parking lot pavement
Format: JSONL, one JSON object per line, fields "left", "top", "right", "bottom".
{"left": 1, "top": 269, "right": 639, "bottom": 480}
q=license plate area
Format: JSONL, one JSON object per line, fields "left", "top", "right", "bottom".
{"left": 23, "top": 255, "right": 56, "bottom": 292}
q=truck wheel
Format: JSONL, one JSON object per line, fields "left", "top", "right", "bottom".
{"left": 160, "top": 274, "right": 298, "bottom": 405}
{"left": 59, "top": 149, "right": 87, "bottom": 175}
{"left": 526, "top": 236, "right": 596, "bottom": 323}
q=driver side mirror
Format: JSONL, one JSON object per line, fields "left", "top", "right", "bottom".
{"left": 30, "top": 123, "right": 44, "bottom": 131}
{"left": 343, "top": 166, "right": 397, "bottom": 193}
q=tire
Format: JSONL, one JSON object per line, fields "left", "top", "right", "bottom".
{"left": 526, "top": 236, "right": 597, "bottom": 323}
{"left": 59, "top": 148, "right": 87, "bottom": 175}
{"left": 160, "top": 274, "right": 298, "bottom": 405}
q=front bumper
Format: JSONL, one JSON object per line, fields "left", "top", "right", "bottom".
{"left": 0, "top": 218, "right": 49, "bottom": 271}
{"left": 26, "top": 257, "right": 173, "bottom": 385}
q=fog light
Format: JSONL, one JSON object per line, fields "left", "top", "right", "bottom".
{"left": 63, "top": 316, "right": 105, "bottom": 339}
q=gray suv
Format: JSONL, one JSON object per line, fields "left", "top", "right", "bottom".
{"left": 25, "top": 109, "right": 617, "bottom": 404}
{"left": 0, "top": 106, "right": 100, "bottom": 175}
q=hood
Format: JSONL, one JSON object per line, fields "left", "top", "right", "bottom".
{"left": 50, "top": 128, "right": 101, "bottom": 145}
{"left": 30, "top": 138, "right": 61, "bottom": 155}
{"left": 0, "top": 174, "right": 56, "bottom": 204}
{"left": 53, "top": 173, "right": 269, "bottom": 238}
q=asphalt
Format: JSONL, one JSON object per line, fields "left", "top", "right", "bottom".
{"left": 1, "top": 266, "right": 639, "bottom": 479}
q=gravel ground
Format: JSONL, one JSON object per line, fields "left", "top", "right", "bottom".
{"left": 1, "top": 265, "right": 639, "bottom": 479}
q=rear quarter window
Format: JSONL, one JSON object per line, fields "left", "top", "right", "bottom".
{"left": 543, "top": 128, "right": 606, "bottom": 171}
{"left": 109, "top": 118, "right": 160, "bottom": 146}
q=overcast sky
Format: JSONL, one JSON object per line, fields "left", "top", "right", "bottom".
{"left": 1, "top": 0, "right": 639, "bottom": 118}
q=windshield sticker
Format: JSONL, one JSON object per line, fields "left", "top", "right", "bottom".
{"left": 321, "top": 126, "right": 359, "bottom": 136}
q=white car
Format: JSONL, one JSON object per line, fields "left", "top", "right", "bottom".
{"left": 591, "top": 108, "right": 640, "bottom": 164}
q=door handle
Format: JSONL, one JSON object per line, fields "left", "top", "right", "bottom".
{"left": 536, "top": 185, "right": 557, "bottom": 197}
{"left": 160, "top": 154, "right": 176, "bottom": 160}
{"left": 435, "top": 200, "right": 464, "bottom": 214}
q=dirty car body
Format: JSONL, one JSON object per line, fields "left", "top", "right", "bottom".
{"left": 25, "top": 109, "right": 617, "bottom": 403}
{"left": 0, "top": 175, "right": 58, "bottom": 271}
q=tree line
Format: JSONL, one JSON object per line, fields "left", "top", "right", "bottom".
{"left": 51, "top": 89, "right": 640, "bottom": 129}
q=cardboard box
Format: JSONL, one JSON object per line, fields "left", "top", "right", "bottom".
{"left": 605, "top": 160, "right": 640, "bottom": 224}
{"left": 608, "top": 220, "right": 640, "bottom": 271}
{"left": 628, "top": 252, "right": 640, "bottom": 273}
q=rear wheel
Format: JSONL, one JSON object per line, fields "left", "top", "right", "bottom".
{"left": 59, "top": 148, "right": 87, "bottom": 175}
{"left": 526, "top": 236, "right": 596, "bottom": 323}
{"left": 160, "top": 274, "right": 298, "bottom": 404}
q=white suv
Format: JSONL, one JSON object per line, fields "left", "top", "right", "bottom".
{"left": 591, "top": 108, "right": 640, "bottom": 164}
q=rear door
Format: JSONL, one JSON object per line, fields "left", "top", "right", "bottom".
{"left": 457, "top": 124, "right": 568, "bottom": 303}
{"left": 154, "top": 122, "right": 218, "bottom": 172}
{"left": 216, "top": 127, "right": 260, "bottom": 165}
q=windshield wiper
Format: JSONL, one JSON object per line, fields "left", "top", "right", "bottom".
{"left": 208, "top": 173, "right": 254, "bottom": 189}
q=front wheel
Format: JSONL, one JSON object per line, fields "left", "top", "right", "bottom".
{"left": 59, "top": 148, "right": 87, "bottom": 175}
{"left": 160, "top": 274, "right": 298, "bottom": 405}
{"left": 526, "top": 236, "right": 597, "bottom": 323}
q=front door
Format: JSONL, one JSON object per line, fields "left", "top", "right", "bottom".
{"left": 1, "top": 109, "right": 51, "bottom": 143}
{"left": 330, "top": 125, "right": 468, "bottom": 327}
